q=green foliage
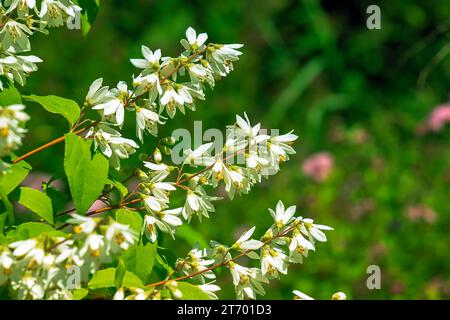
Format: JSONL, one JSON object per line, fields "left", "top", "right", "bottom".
{"left": 0, "top": 86, "right": 22, "bottom": 105}
{"left": 17, "top": 187, "right": 54, "bottom": 224}
{"left": 0, "top": 161, "right": 31, "bottom": 195}
{"left": 88, "top": 267, "right": 144, "bottom": 290}
{"left": 177, "top": 282, "right": 211, "bottom": 300}
{"left": 64, "top": 133, "right": 109, "bottom": 214}
{"left": 24, "top": 95, "right": 81, "bottom": 128}
{"left": 6, "top": 222, "right": 55, "bottom": 241}
{"left": 115, "top": 209, "right": 142, "bottom": 234}
{"left": 115, "top": 258, "right": 127, "bottom": 289}
{"left": 122, "top": 241, "right": 158, "bottom": 283}
{"left": 16, "top": 0, "right": 450, "bottom": 299}
{"left": 71, "top": 288, "right": 89, "bottom": 300}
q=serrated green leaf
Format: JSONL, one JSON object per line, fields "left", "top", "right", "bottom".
{"left": 0, "top": 160, "right": 31, "bottom": 195}
{"left": 64, "top": 133, "right": 108, "bottom": 215}
{"left": 177, "top": 282, "right": 211, "bottom": 300}
{"left": 24, "top": 95, "right": 80, "bottom": 127}
{"left": 122, "top": 241, "right": 157, "bottom": 283}
{"left": 88, "top": 268, "right": 143, "bottom": 290}
{"left": 17, "top": 187, "right": 54, "bottom": 224}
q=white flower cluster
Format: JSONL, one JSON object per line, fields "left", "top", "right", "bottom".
{"left": 0, "top": 215, "right": 135, "bottom": 299}
{"left": 0, "top": 103, "right": 29, "bottom": 169}
{"left": 0, "top": 0, "right": 81, "bottom": 89}
{"left": 83, "top": 27, "right": 243, "bottom": 170}
{"left": 132, "top": 114, "right": 297, "bottom": 244}
{"left": 114, "top": 201, "right": 333, "bottom": 300}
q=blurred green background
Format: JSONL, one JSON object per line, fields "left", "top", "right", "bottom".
{"left": 19, "top": 0, "right": 450, "bottom": 299}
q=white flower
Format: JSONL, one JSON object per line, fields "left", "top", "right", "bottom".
{"left": 0, "top": 21, "right": 32, "bottom": 51}
{"left": 182, "top": 188, "right": 216, "bottom": 222}
{"left": 142, "top": 161, "right": 171, "bottom": 178}
{"left": 229, "top": 262, "right": 268, "bottom": 300}
{"left": 39, "top": 0, "right": 81, "bottom": 28}
{"left": 79, "top": 234, "right": 106, "bottom": 259}
{"left": 67, "top": 214, "right": 98, "bottom": 234}
{"left": 143, "top": 208, "right": 183, "bottom": 242}
{"left": 4, "top": 0, "right": 37, "bottom": 17}
{"left": 133, "top": 73, "right": 162, "bottom": 99}
{"left": 85, "top": 78, "right": 113, "bottom": 107}
{"left": 87, "top": 124, "right": 139, "bottom": 170}
{"left": 268, "top": 130, "right": 298, "bottom": 164}
{"left": 159, "top": 84, "right": 185, "bottom": 118}
{"left": 130, "top": 46, "right": 162, "bottom": 72}
{"left": 331, "top": 292, "right": 347, "bottom": 300}
{"left": 269, "top": 201, "right": 296, "bottom": 229}
{"left": 135, "top": 104, "right": 164, "bottom": 142}
{"left": 143, "top": 215, "right": 159, "bottom": 243}
{"left": 289, "top": 228, "right": 315, "bottom": 263}
{"left": 207, "top": 43, "right": 243, "bottom": 76}
{"left": 140, "top": 170, "right": 176, "bottom": 206}
{"left": 260, "top": 246, "right": 288, "bottom": 277}
{"left": 105, "top": 223, "right": 136, "bottom": 253}
{"left": 232, "top": 227, "right": 263, "bottom": 251}
{"left": 234, "top": 113, "right": 269, "bottom": 145}
{"left": 0, "top": 104, "right": 29, "bottom": 157}
{"left": 181, "top": 27, "right": 208, "bottom": 51}
{"left": 198, "top": 283, "right": 221, "bottom": 300}
{"left": 293, "top": 290, "right": 314, "bottom": 300}
{"left": 92, "top": 81, "right": 130, "bottom": 127}
{"left": 183, "top": 142, "right": 214, "bottom": 166}
{"left": 300, "top": 218, "right": 333, "bottom": 242}
{"left": 178, "top": 248, "right": 216, "bottom": 283}
{"left": 0, "top": 249, "right": 14, "bottom": 285}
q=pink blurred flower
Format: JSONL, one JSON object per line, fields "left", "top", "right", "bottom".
{"left": 426, "top": 104, "right": 450, "bottom": 131}
{"left": 406, "top": 205, "right": 438, "bottom": 224}
{"left": 302, "top": 152, "right": 334, "bottom": 182}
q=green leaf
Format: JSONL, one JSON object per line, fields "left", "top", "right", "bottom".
{"left": 0, "top": 160, "right": 31, "bottom": 195}
{"left": 115, "top": 209, "right": 142, "bottom": 234}
{"left": 88, "top": 268, "right": 143, "bottom": 290}
{"left": 64, "top": 133, "right": 109, "bottom": 214}
{"left": 76, "top": 0, "right": 100, "bottom": 36}
{"left": 43, "top": 184, "right": 69, "bottom": 214}
{"left": 0, "top": 212, "right": 7, "bottom": 232}
{"left": 0, "top": 185, "right": 14, "bottom": 225}
{"left": 17, "top": 187, "right": 54, "bottom": 224}
{"left": 155, "top": 253, "right": 174, "bottom": 275}
{"left": 6, "top": 222, "right": 55, "bottom": 241}
{"left": 107, "top": 178, "right": 128, "bottom": 198}
{"left": 122, "top": 241, "right": 157, "bottom": 283}
{"left": 71, "top": 288, "right": 89, "bottom": 300}
{"left": 24, "top": 95, "right": 81, "bottom": 127}
{"left": 177, "top": 282, "right": 211, "bottom": 300}
{"left": 115, "top": 259, "right": 127, "bottom": 289}
{"left": 0, "top": 85, "right": 22, "bottom": 105}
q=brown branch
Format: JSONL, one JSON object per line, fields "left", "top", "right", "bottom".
{"left": 12, "top": 124, "right": 96, "bottom": 164}
{"left": 57, "top": 198, "right": 142, "bottom": 230}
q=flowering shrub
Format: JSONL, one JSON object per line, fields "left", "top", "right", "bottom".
{"left": 0, "top": 1, "right": 341, "bottom": 300}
